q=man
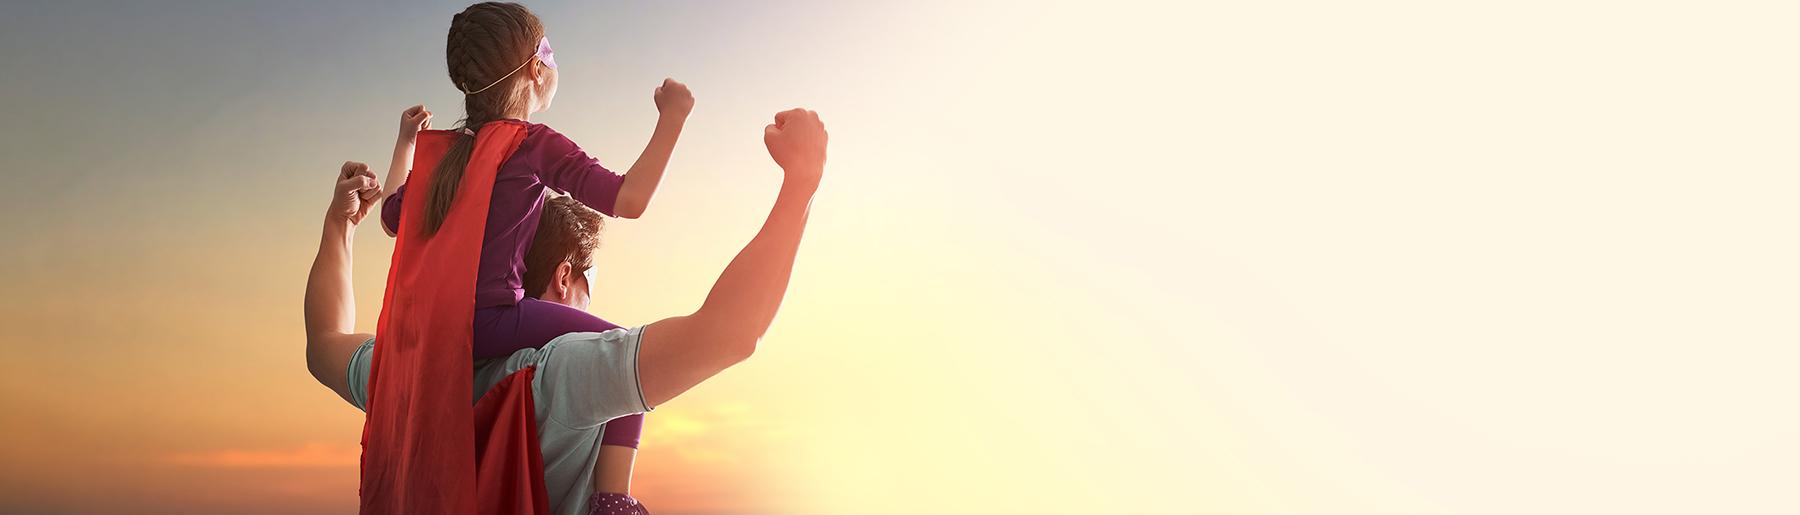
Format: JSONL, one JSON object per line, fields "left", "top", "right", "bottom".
{"left": 304, "top": 109, "right": 827, "bottom": 514}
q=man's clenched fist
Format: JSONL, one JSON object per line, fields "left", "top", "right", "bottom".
{"left": 332, "top": 161, "right": 381, "bottom": 225}
{"left": 764, "top": 108, "right": 826, "bottom": 188}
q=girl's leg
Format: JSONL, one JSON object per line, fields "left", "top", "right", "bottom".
{"left": 472, "top": 298, "right": 622, "bottom": 358}
{"left": 601, "top": 414, "right": 643, "bottom": 448}
{"left": 594, "top": 414, "right": 645, "bottom": 494}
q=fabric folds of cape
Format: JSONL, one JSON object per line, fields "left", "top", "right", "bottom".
{"left": 361, "top": 121, "right": 549, "bottom": 514}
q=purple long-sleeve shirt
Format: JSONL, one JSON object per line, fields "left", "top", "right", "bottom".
{"left": 383, "top": 122, "right": 624, "bottom": 309}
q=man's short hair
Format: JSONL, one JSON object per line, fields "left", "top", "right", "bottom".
{"left": 523, "top": 195, "right": 605, "bottom": 298}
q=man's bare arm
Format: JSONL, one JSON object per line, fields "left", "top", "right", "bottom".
{"left": 637, "top": 108, "right": 826, "bottom": 407}
{"left": 305, "top": 162, "right": 380, "bottom": 403}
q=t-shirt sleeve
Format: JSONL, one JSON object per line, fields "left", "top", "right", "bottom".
{"left": 346, "top": 338, "right": 376, "bottom": 411}
{"left": 379, "top": 184, "right": 405, "bottom": 236}
{"left": 532, "top": 327, "right": 654, "bottom": 429}
{"left": 529, "top": 127, "right": 625, "bottom": 217}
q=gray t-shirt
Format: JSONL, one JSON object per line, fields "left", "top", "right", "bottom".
{"left": 346, "top": 327, "right": 654, "bottom": 515}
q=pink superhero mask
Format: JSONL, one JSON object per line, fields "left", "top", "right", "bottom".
{"left": 536, "top": 37, "right": 557, "bottom": 70}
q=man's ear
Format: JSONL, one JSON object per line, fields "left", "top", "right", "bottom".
{"left": 548, "top": 260, "right": 574, "bottom": 301}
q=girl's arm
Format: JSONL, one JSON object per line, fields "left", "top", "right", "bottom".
{"left": 380, "top": 105, "right": 432, "bottom": 236}
{"left": 612, "top": 79, "right": 693, "bottom": 219}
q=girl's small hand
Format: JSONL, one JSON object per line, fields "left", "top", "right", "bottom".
{"left": 654, "top": 78, "right": 694, "bottom": 118}
{"left": 399, "top": 104, "right": 433, "bottom": 140}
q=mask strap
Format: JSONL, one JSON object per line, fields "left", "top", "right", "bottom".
{"left": 461, "top": 56, "right": 535, "bottom": 95}
{"left": 459, "top": 37, "right": 553, "bottom": 95}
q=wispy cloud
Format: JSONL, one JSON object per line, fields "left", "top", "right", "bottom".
{"left": 164, "top": 442, "right": 359, "bottom": 469}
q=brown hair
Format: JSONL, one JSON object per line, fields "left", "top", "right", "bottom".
{"left": 421, "top": 2, "right": 545, "bottom": 237}
{"left": 523, "top": 196, "right": 606, "bottom": 298}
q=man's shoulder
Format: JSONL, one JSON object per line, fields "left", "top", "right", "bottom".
{"left": 346, "top": 337, "right": 377, "bottom": 410}
{"left": 472, "top": 327, "right": 641, "bottom": 378}
{"left": 359, "top": 327, "right": 647, "bottom": 417}
{"left": 529, "top": 327, "right": 642, "bottom": 363}
{"left": 523, "top": 326, "right": 654, "bottom": 425}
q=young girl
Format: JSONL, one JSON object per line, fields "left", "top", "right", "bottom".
{"left": 380, "top": 2, "right": 692, "bottom": 360}
{"left": 377, "top": 4, "right": 681, "bottom": 510}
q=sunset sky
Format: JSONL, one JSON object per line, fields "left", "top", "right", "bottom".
{"left": 2, "top": 0, "right": 1799, "bottom": 514}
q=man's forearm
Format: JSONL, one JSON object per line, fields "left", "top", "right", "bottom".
{"left": 692, "top": 174, "right": 818, "bottom": 342}
{"left": 615, "top": 115, "right": 686, "bottom": 218}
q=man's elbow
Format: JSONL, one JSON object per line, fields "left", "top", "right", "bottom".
{"left": 686, "top": 308, "right": 769, "bottom": 365}
{"left": 613, "top": 200, "right": 645, "bottom": 219}
{"left": 727, "top": 334, "right": 760, "bottom": 364}
{"left": 302, "top": 328, "right": 346, "bottom": 389}
{"left": 303, "top": 341, "right": 331, "bottom": 388}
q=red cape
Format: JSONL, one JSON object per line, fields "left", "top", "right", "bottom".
{"left": 362, "top": 121, "right": 549, "bottom": 514}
